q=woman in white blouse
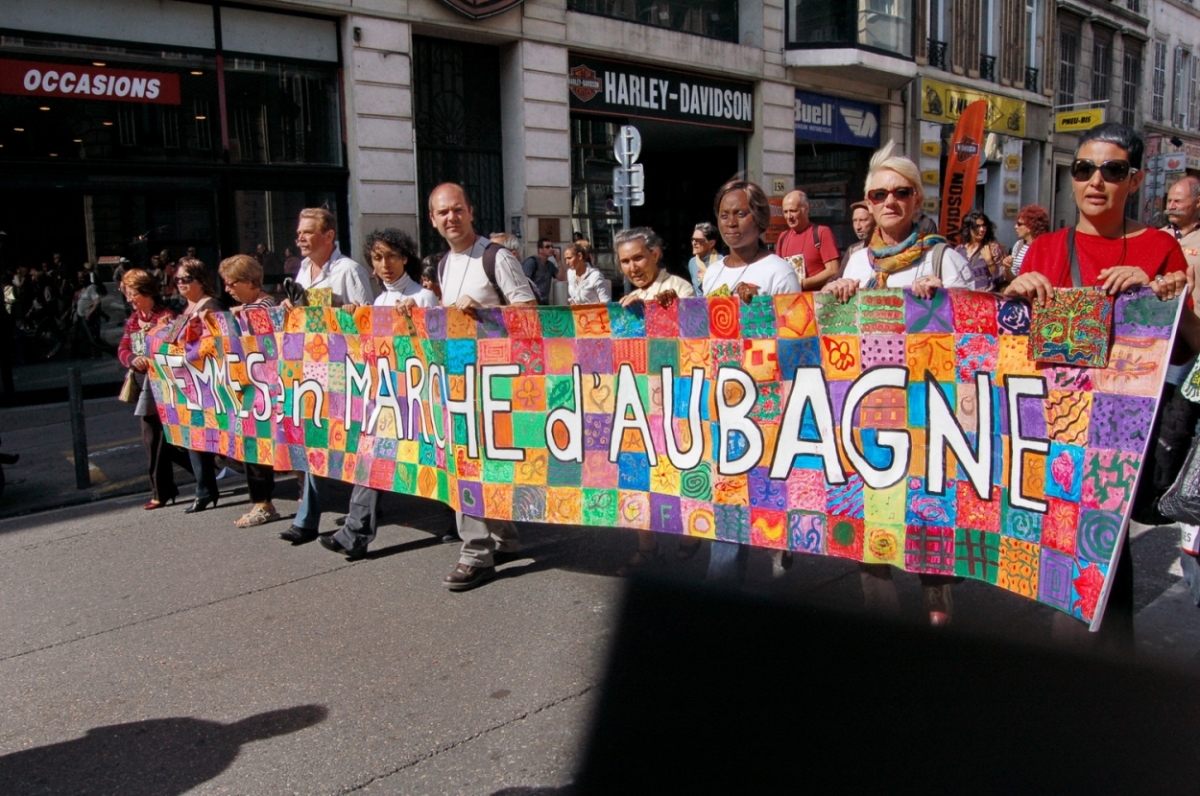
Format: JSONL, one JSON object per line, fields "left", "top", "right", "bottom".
{"left": 557, "top": 238, "right": 611, "bottom": 305}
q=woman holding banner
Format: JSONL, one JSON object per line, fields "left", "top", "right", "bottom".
{"left": 175, "top": 258, "right": 223, "bottom": 514}
{"left": 1005, "top": 122, "right": 1194, "bottom": 647}
{"left": 823, "top": 141, "right": 976, "bottom": 625}
{"left": 702, "top": 180, "right": 802, "bottom": 585}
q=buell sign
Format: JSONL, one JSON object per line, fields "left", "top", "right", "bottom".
{"left": 434, "top": 0, "right": 524, "bottom": 19}
{"left": 567, "top": 55, "right": 753, "bottom": 131}
{"left": 0, "top": 59, "right": 181, "bottom": 105}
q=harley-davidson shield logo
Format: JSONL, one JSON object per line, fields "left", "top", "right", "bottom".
{"left": 434, "top": 0, "right": 524, "bottom": 19}
{"left": 568, "top": 64, "right": 601, "bottom": 103}
{"left": 954, "top": 136, "right": 979, "bottom": 164}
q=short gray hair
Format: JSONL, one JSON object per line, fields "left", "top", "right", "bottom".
{"left": 694, "top": 222, "right": 718, "bottom": 242}
{"left": 614, "top": 227, "right": 664, "bottom": 252}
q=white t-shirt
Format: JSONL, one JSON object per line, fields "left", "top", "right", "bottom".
{"left": 701, "top": 253, "right": 802, "bottom": 297}
{"left": 567, "top": 265, "right": 612, "bottom": 305}
{"left": 842, "top": 244, "right": 976, "bottom": 289}
{"left": 296, "top": 248, "right": 375, "bottom": 307}
{"left": 627, "top": 270, "right": 696, "bottom": 301}
{"left": 374, "top": 273, "right": 440, "bottom": 309}
{"left": 440, "top": 236, "right": 536, "bottom": 307}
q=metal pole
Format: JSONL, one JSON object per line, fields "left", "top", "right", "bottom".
{"left": 621, "top": 127, "right": 633, "bottom": 295}
{"left": 67, "top": 366, "right": 91, "bottom": 489}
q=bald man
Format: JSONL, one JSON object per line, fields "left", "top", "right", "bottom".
{"left": 775, "top": 190, "right": 839, "bottom": 290}
{"left": 1164, "top": 175, "right": 1200, "bottom": 272}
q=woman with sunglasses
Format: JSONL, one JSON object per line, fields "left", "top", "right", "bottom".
{"left": 1002, "top": 204, "right": 1050, "bottom": 280}
{"left": 219, "top": 254, "right": 282, "bottom": 528}
{"left": 1005, "top": 124, "right": 1189, "bottom": 304}
{"left": 956, "top": 211, "right": 1006, "bottom": 289}
{"left": 824, "top": 141, "right": 976, "bottom": 626}
{"left": 687, "top": 222, "right": 721, "bottom": 293}
{"left": 824, "top": 140, "right": 977, "bottom": 306}
{"left": 174, "top": 257, "right": 222, "bottom": 514}
{"left": 1006, "top": 123, "right": 1196, "bottom": 649}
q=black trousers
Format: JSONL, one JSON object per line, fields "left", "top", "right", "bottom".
{"left": 139, "top": 413, "right": 192, "bottom": 503}
{"left": 245, "top": 463, "right": 275, "bottom": 504}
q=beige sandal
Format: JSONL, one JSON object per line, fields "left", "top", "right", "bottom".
{"left": 236, "top": 504, "right": 281, "bottom": 528}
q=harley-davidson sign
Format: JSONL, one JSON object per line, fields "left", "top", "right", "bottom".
{"left": 434, "top": 0, "right": 524, "bottom": 19}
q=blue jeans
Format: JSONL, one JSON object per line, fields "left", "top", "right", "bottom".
{"left": 707, "top": 541, "right": 749, "bottom": 585}
{"left": 293, "top": 474, "right": 324, "bottom": 531}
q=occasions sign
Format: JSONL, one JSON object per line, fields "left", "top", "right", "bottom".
{"left": 0, "top": 59, "right": 181, "bottom": 105}
{"left": 147, "top": 289, "right": 1181, "bottom": 628}
{"left": 568, "top": 55, "right": 753, "bottom": 131}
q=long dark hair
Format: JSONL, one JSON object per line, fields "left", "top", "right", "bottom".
{"left": 960, "top": 211, "right": 996, "bottom": 247}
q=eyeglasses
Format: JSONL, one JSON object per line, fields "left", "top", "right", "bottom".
{"left": 691, "top": 238, "right": 708, "bottom": 245}
{"left": 175, "top": 276, "right": 195, "bottom": 285}
{"left": 1070, "top": 158, "right": 1137, "bottom": 183}
{"left": 866, "top": 187, "right": 917, "bottom": 204}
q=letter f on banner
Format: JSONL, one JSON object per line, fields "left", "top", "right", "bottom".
{"left": 939, "top": 98, "right": 987, "bottom": 247}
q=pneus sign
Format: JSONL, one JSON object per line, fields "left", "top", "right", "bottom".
{"left": 0, "top": 59, "right": 181, "bottom": 105}
{"left": 568, "top": 55, "right": 754, "bottom": 132}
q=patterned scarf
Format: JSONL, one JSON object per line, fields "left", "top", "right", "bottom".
{"left": 866, "top": 228, "right": 949, "bottom": 287}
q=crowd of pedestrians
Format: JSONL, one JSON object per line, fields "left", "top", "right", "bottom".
{"left": 113, "top": 123, "right": 1197, "bottom": 648}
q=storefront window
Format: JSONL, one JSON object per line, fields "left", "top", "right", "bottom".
{"left": 225, "top": 59, "right": 342, "bottom": 166}
{"left": 570, "top": 118, "right": 622, "bottom": 271}
{"left": 233, "top": 189, "right": 342, "bottom": 282}
{"left": 786, "top": 0, "right": 913, "bottom": 58}
{"left": 0, "top": 37, "right": 220, "bottom": 163}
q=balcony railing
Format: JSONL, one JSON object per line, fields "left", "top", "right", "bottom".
{"left": 980, "top": 54, "right": 996, "bottom": 82}
{"left": 786, "top": 0, "right": 913, "bottom": 58}
{"left": 568, "top": 0, "right": 738, "bottom": 43}
{"left": 1025, "top": 66, "right": 1040, "bottom": 93}
{"left": 928, "top": 39, "right": 947, "bottom": 70}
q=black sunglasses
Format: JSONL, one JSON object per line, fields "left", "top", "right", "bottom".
{"left": 1070, "top": 158, "right": 1137, "bottom": 183}
{"left": 866, "top": 187, "right": 917, "bottom": 204}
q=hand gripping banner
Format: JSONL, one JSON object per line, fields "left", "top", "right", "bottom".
{"left": 146, "top": 288, "right": 1183, "bottom": 628}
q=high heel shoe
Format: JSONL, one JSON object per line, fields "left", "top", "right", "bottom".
{"left": 144, "top": 496, "right": 177, "bottom": 510}
{"left": 184, "top": 496, "right": 218, "bottom": 514}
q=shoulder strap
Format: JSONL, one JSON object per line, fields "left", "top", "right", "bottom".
{"left": 812, "top": 224, "right": 821, "bottom": 250}
{"left": 1066, "top": 229, "right": 1082, "bottom": 288}
{"left": 931, "top": 243, "right": 947, "bottom": 281}
{"left": 481, "top": 242, "right": 509, "bottom": 305}
{"left": 437, "top": 251, "right": 449, "bottom": 293}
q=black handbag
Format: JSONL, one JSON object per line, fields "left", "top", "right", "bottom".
{"left": 1158, "top": 431, "right": 1200, "bottom": 525}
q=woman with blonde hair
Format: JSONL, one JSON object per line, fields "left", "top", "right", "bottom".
{"left": 556, "top": 238, "right": 611, "bottom": 305}
{"left": 220, "top": 254, "right": 281, "bottom": 528}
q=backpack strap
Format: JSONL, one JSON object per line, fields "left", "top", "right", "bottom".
{"left": 1066, "top": 228, "right": 1083, "bottom": 288}
{"left": 438, "top": 241, "right": 510, "bottom": 305}
{"left": 931, "top": 243, "right": 947, "bottom": 281}
{"left": 811, "top": 224, "right": 821, "bottom": 250}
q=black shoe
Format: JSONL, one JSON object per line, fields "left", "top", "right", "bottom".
{"left": 280, "top": 525, "right": 319, "bottom": 545}
{"left": 319, "top": 535, "right": 367, "bottom": 561}
{"left": 184, "top": 496, "right": 218, "bottom": 514}
{"left": 443, "top": 563, "right": 496, "bottom": 591}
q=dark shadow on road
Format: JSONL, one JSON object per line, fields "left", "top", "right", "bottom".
{"left": 491, "top": 788, "right": 574, "bottom": 795}
{"left": 0, "top": 705, "right": 327, "bottom": 795}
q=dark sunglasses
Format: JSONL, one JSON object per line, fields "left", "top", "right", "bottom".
{"left": 691, "top": 238, "right": 708, "bottom": 244}
{"left": 866, "top": 187, "right": 917, "bottom": 204}
{"left": 175, "top": 276, "right": 195, "bottom": 284}
{"left": 1070, "top": 158, "right": 1137, "bottom": 183}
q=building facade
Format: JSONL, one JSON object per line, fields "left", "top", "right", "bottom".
{"left": 0, "top": 0, "right": 1093, "bottom": 287}
{"left": 1141, "top": 0, "right": 1200, "bottom": 224}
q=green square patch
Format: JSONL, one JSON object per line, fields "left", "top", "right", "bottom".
{"left": 512, "top": 412, "right": 546, "bottom": 448}
{"left": 483, "top": 458, "right": 514, "bottom": 482}
{"left": 394, "top": 461, "right": 418, "bottom": 494}
{"left": 436, "top": 470, "right": 449, "bottom": 503}
{"left": 954, "top": 528, "right": 1000, "bottom": 583}
{"left": 583, "top": 488, "right": 619, "bottom": 525}
{"left": 648, "top": 338, "right": 679, "bottom": 372}
{"left": 304, "top": 423, "right": 328, "bottom": 449}
{"left": 344, "top": 422, "right": 362, "bottom": 454}
{"left": 545, "top": 375, "right": 578, "bottom": 412}
{"left": 547, "top": 457, "right": 582, "bottom": 487}
{"left": 452, "top": 414, "right": 469, "bottom": 446}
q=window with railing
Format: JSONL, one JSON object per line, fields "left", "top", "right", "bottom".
{"left": 1057, "top": 28, "right": 1078, "bottom": 107}
{"left": 1153, "top": 40, "right": 1167, "bottom": 122}
{"left": 1092, "top": 38, "right": 1110, "bottom": 104}
{"left": 786, "top": 0, "right": 913, "bottom": 58}
{"left": 568, "top": 0, "right": 738, "bottom": 43}
{"left": 1122, "top": 44, "right": 1142, "bottom": 127}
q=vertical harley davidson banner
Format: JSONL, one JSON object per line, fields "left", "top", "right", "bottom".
{"left": 939, "top": 99, "right": 988, "bottom": 246}
{"left": 146, "top": 289, "right": 1182, "bottom": 628}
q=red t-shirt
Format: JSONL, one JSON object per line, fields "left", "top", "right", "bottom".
{"left": 775, "top": 224, "right": 839, "bottom": 279}
{"left": 1021, "top": 226, "right": 1187, "bottom": 287}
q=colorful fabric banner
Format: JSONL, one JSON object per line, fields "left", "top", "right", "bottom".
{"left": 147, "top": 288, "right": 1182, "bottom": 628}
{"left": 940, "top": 99, "right": 988, "bottom": 247}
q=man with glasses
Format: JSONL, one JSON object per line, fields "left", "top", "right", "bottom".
{"left": 278, "top": 208, "right": 374, "bottom": 547}
{"left": 522, "top": 237, "right": 559, "bottom": 305}
{"left": 775, "top": 190, "right": 840, "bottom": 291}
{"left": 687, "top": 222, "right": 720, "bottom": 293}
